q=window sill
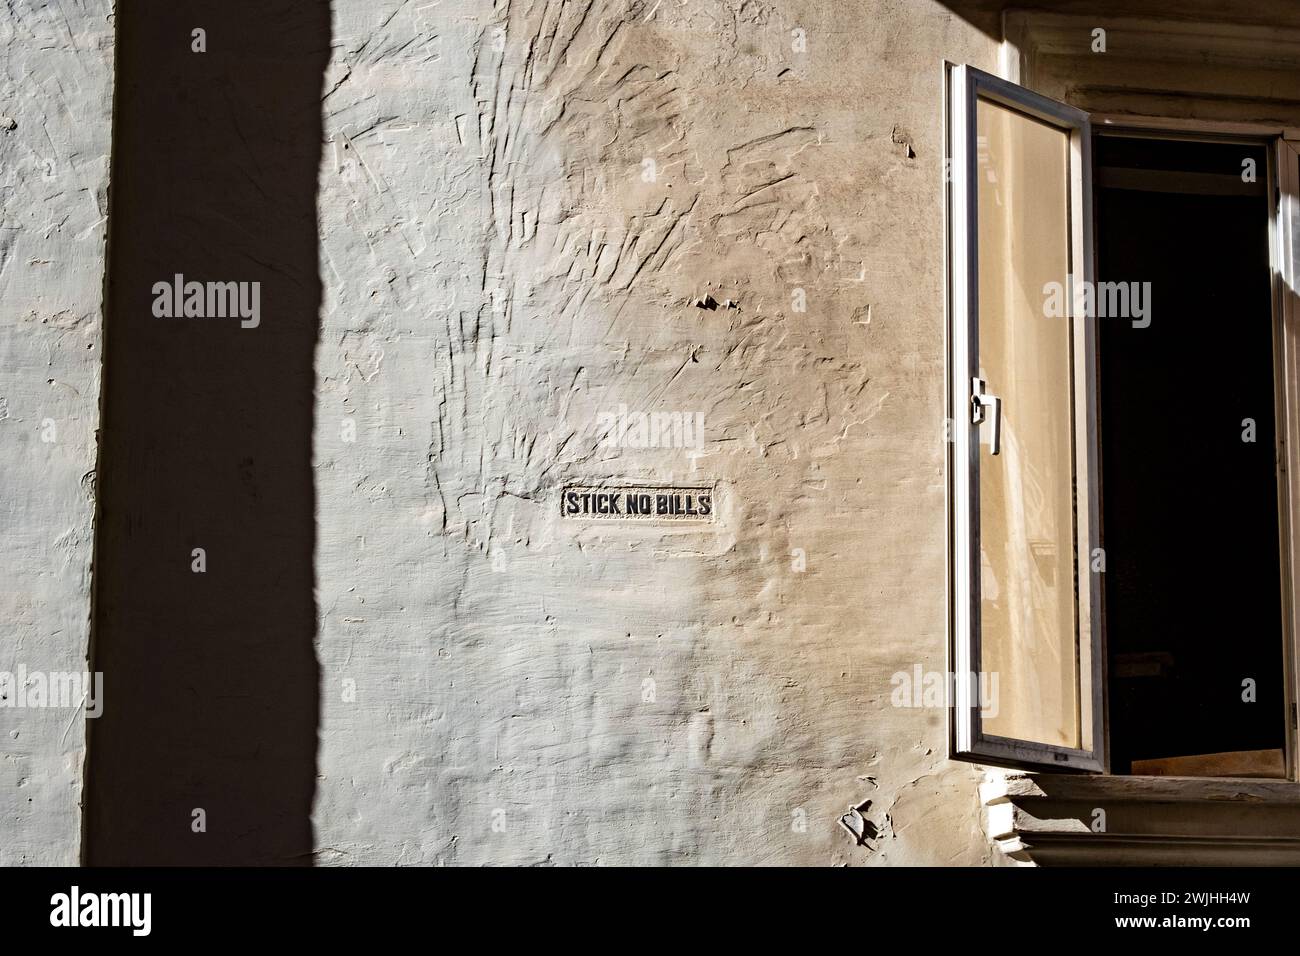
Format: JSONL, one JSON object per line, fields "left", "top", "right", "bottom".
{"left": 981, "top": 772, "right": 1300, "bottom": 865}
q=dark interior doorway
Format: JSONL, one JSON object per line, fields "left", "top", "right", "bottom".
{"left": 1096, "top": 134, "right": 1287, "bottom": 776}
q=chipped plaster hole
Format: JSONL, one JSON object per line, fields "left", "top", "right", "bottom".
{"left": 891, "top": 125, "right": 915, "bottom": 159}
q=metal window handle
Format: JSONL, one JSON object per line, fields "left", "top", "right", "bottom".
{"left": 971, "top": 377, "right": 1001, "bottom": 456}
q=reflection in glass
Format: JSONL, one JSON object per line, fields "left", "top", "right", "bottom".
{"left": 975, "top": 96, "right": 1080, "bottom": 749}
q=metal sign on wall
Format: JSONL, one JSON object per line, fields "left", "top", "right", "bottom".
{"left": 561, "top": 485, "right": 714, "bottom": 521}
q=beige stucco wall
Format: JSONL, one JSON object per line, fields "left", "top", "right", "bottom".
{"left": 308, "top": 0, "right": 1300, "bottom": 866}
{"left": 311, "top": 0, "right": 1003, "bottom": 866}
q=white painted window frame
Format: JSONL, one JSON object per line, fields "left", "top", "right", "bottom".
{"left": 1269, "top": 130, "right": 1300, "bottom": 783}
{"left": 948, "top": 62, "right": 1300, "bottom": 778}
{"left": 946, "top": 63, "right": 1104, "bottom": 773}
{"left": 994, "top": 7, "right": 1300, "bottom": 784}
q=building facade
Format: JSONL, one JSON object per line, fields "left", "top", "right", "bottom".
{"left": 6, "top": 0, "right": 1300, "bottom": 865}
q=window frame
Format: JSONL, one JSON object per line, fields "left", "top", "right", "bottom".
{"left": 946, "top": 62, "right": 1105, "bottom": 773}
{"left": 1269, "top": 130, "right": 1300, "bottom": 783}
{"left": 947, "top": 66, "right": 1300, "bottom": 779}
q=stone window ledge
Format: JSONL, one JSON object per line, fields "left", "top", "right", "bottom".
{"left": 981, "top": 772, "right": 1300, "bottom": 866}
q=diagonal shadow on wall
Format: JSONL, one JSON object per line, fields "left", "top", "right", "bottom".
{"left": 85, "top": 0, "right": 329, "bottom": 865}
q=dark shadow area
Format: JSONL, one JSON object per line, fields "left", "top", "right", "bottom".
{"left": 86, "top": 1, "right": 329, "bottom": 864}
{"left": 1096, "top": 136, "right": 1284, "bottom": 775}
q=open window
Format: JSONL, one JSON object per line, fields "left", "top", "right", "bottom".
{"left": 947, "top": 64, "right": 1103, "bottom": 772}
{"left": 946, "top": 63, "right": 1293, "bottom": 778}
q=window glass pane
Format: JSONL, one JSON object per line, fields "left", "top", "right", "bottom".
{"left": 975, "top": 97, "right": 1080, "bottom": 748}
